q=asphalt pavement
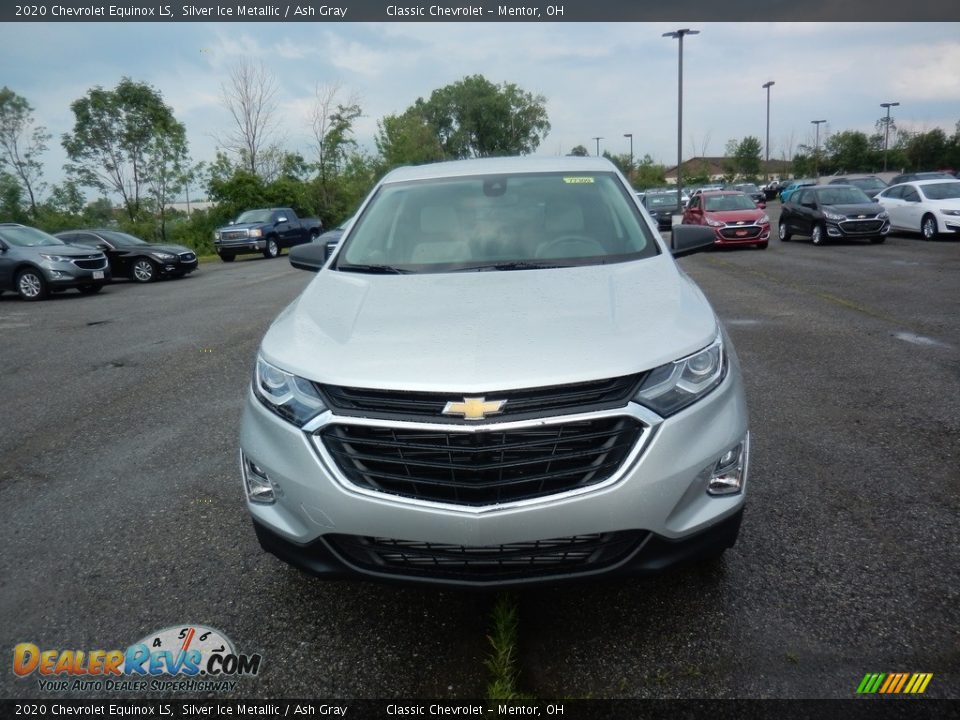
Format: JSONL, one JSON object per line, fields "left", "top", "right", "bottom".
{"left": 1, "top": 217, "right": 958, "bottom": 700}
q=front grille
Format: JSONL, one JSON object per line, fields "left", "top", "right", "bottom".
{"left": 72, "top": 258, "right": 107, "bottom": 270}
{"left": 221, "top": 230, "right": 248, "bottom": 241}
{"left": 326, "top": 531, "right": 647, "bottom": 582}
{"left": 719, "top": 225, "right": 762, "bottom": 239}
{"left": 319, "top": 416, "right": 643, "bottom": 506}
{"left": 839, "top": 219, "right": 883, "bottom": 234}
{"left": 319, "top": 374, "right": 644, "bottom": 423}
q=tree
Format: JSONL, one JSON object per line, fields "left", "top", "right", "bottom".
{"left": 375, "top": 108, "right": 445, "bottom": 170}
{"left": 403, "top": 75, "right": 550, "bottom": 159}
{"left": 825, "top": 130, "right": 873, "bottom": 173}
{"left": 633, "top": 154, "right": 667, "bottom": 189}
{"left": 567, "top": 145, "right": 590, "bottom": 157}
{"left": 219, "top": 59, "right": 281, "bottom": 178}
{"left": 311, "top": 82, "right": 362, "bottom": 185}
{"left": 62, "top": 78, "right": 187, "bottom": 222}
{"left": 725, "top": 136, "right": 762, "bottom": 182}
{"left": 904, "top": 128, "right": 949, "bottom": 171}
{"left": 0, "top": 87, "right": 50, "bottom": 217}
{"left": 0, "top": 171, "right": 28, "bottom": 223}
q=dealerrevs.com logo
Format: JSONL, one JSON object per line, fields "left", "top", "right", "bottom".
{"left": 13, "top": 624, "right": 262, "bottom": 693}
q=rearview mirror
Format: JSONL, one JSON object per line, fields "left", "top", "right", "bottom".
{"left": 289, "top": 243, "right": 328, "bottom": 272}
{"left": 671, "top": 224, "right": 715, "bottom": 258}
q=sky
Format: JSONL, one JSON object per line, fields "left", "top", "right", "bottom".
{"left": 2, "top": 21, "right": 960, "bottom": 201}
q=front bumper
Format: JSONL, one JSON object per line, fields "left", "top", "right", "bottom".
{"left": 215, "top": 237, "right": 266, "bottom": 255}
{"left": 239, "top": 360, "right": 750, "bottom": 587}
{"left": 156, "top": 254, "right": 198, "bottom": 276}
{"left": 826, "top": 219, "right": 890, "bottom": 238}
{"left": 42, "top": 260, "right": 111, "bottom": 288}
{"left": 712, "top": 225, "right": 770, "bottom": 246}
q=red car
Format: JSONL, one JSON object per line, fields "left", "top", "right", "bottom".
{"left": 682, "top": 191, "right": 771, "bottom": 249}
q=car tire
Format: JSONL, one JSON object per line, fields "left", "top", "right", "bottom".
{"left": 78, "top": 284, "right": 103, "bottom": 295}
{"left": 921, "top": 214, "right": 938, "bottom": 241}
{"left": 220, "top": 253, "right": 236, "bottom": 263}
{"left": 263, "top": 237, "right": 280, "bottom": 259}
{"left": 811, "top": 224, "right": 825, "bottom": 246}
{"left": 870, "top": 236, "right": 886, "bottom": 245}
{"left": 756, "top": 241, "right": 769, "bottom": 249}
{"left": 778, "top": 222, "right": 791, "bottom": 241}
{"left": 16, "top": 268, "right": 48, "bottom": 301}
{"left": 131, "top": 258, "right": 158, "bottom": 283}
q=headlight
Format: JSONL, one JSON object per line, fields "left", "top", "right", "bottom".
{"left": 634, "top": 333, "right": 726, "bottom": 416}
{"left": 941, "top": 209, "right": 960, "bottom": 217}
{"left": 253, "top": 355, "right": 327, "bottom": 427}
{"left": 213, "top": 231, "right": 220, "bottom": 240}
{"left": 153, "top": 252, "right": 175, "bottom": 260}
{"left": 758, "top": 214, "right": 770, "bottom": 225}
{"left": 823, "top": 210, "right": 845, "bottom": 221}
{"left": 706, "top": 218, "right": 725, "bottom": 227}
{"left": 249, "top": 228, "right": 263, "bottom": 238}
{"left": 39, "top": 253, "right": 71, "bottom": 262}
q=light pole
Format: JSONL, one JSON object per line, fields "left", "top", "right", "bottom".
{"left": 624, "top": 132, "right": 634, "bottom": 170}
{"left": 762, "top": 81, "right": 775, "bottom": 182}
{"left": 592, "top": 136, "right": 603, "bottom": 156}
{"left": 881, "top": 101, "right": 900, "bottom": 172}
{"left": 811, "top": 119, "right": 826, "bottom": 178}
{"left": 663, "top": 28, "right": 699, "bottom": 213}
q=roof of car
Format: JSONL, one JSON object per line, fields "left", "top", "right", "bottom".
{"left": 891, "top": 178, "right": 960, "bottom": 187}
{"left": 381, "top": 156, "right": 618, "bottom": 183}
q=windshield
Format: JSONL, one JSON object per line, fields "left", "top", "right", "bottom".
{"left": 337, "top": 171, "right": 659, "bottom": 273}
{"left": 817, "top": 187, "right": 871, "bottom": 205}
{"left": 644, "top": 194, "right": 678, "bottom": 208}
{"left": 704, "top": 194, "right": 757, "bottom": 212}
{"left": 99, "top": 230, "right": 148, "bottom": 246}
{"left": 920, "top": 182, "right": 960, "bottom": 200}
{"left": 236, "top": 210, "right": 274, "bottom": 223}
{"left": 0, "top": 225, "right": 65, "bottom": 247}
{"left": 849, "top": 178, "right": 886, "bottom": 191}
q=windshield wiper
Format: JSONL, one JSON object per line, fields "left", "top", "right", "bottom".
{"left": 451, "top": 261, "right": 562, "bottom": 272}
{"left": 337, "top": 264, "right": 411, "bottom": 274}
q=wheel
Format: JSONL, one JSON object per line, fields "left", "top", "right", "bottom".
{"left": 16, "top": 268, "right": 48, "bottom": 301}
{"left": 78, "top": 284, "right": 103, "bottom": 295}
{"left": 131, "top": 257, "right": 158, "bottom": 283}
{"left": 263, "top": 237, "right": 280, "bottom": 259}
{"left": 811, "top": 224, "right": 825, "bottom": 246}
{"left": 870, "top": 236, "right": 886, "bottom": 245}
{"left": 921, "top": 214, "right": 938, "bottom": 241}
{"left": 756, "top": 241, "right": 769, "bottom": 250}
{"left": 778, "top": 222, "right": 791, "bottom": 241}
{"left": 220, "top": 253, "right": 236, "bottom": 263}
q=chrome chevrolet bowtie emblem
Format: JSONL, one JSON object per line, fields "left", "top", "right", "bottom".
{"left": 858, "top": 214, "right": 866, "bottom": 218}
{"left": 442, "top": 397, "right": 506, "bottom": 421}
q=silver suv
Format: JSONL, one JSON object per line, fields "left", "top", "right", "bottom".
{"left": 240, "top": 157, "right": 749, "bottom": 587}
{"left": 0, "top": 224, "right": 110, "bottom": 300}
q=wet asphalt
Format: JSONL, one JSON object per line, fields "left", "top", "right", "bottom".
{"left": 1, "top": 210, "right": 957, "bottom": 700}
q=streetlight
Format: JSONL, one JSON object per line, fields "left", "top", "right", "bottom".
{"left": 811, "top": 119, "right": 826, "bottom": 178}
{"left": 592, "top": 136, "right": 604, "bottom": 156}
{"left": 762, "top": 81, "right": 775, "bottom": 182}
{"left": 881, "top": 101, "right": 900, "bottom": 172}
{"left": 663, "top": 28, "right": 699, "bottom": 214}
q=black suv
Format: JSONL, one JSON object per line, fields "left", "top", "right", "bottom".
{"left": 779, "top": 185, "right": 890, "bottom": 245}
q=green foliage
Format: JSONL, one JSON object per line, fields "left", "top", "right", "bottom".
{"left": 634, "top": 155, "right": 667, "bottom": 189}
{"left": 0, "top": 87, "right": 50, "bottom": 217}
{"left": 904, "top": 128, "right": 949, "bottom": 171}
{"left": 825, "top": 130, "right": 874, "bottom": 173}
{"left": 375, "top": 108, "right": 448, "bottom": 171}
{"left": 0, "top": 171, "right": 29, "bottom": 223}
{"left": 567, "top": 144, "right": 590, "bottom": 157}
{"left": 725, "top": 136, "right": 763, "bottom": 182}
{"left": 62, "top": 77, "right": 188, "bottom": 226}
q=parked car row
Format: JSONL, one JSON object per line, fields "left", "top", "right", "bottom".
{"left": 0, "top": 223, "right": 197, "bottom": 301}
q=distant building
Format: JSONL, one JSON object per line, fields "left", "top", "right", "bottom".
{"left": 664, "top": 157, "right": 794, "bottom": 184}
{"left": 166, "top": 200, "right": 216, "bottom": 215}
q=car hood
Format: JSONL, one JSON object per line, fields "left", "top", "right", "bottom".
{"left": 22, "top": 245, "right": 103, "bottom": 257}
{"left": 260, "top": 256, "right": 718, "bottom": 392}
{"left": 219, "top": 222, "right": 262, "bottom": 232}
{"left": 823, "top": 203, "right": 883, "bottom": 216}
{"left": 707, "top": 210, "right": 765, "bottom": 223}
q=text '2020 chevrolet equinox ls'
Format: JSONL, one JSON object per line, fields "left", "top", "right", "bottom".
{"left": 240, "top": 157, "right": 750, "bottom": 587}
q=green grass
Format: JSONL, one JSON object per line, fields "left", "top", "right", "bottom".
{"left": 484, "top": 593, "right": 532, "bottom": 701}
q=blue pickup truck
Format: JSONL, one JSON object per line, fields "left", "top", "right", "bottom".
{"left": 213, "top": 207, "right": 323, "bottom": 262}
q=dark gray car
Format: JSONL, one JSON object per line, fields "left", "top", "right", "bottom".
{"left": 0, "top": 223, "right": 111, "bottom": 301}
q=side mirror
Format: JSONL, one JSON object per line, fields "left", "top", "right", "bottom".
{"left": 872, "top": 198, "right": 879, "bottom": 203}
{"left": 276, "top": 216, "right": 288, "bottom": 224}
{"left": 758, "top": 202, "right": 767, "bottom": 209}
{"left": 324, "top": 240, "right": 339, "bottom": 262}
{"left": 289, "top": 243, "right": 328, "bottom": 273}
{"left": 670, "top": 224, "right": 715, "bottom": 258}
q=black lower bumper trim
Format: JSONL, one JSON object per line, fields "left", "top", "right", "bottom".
{"left": 251, "top": 508, "right": 744, "bottom": 588}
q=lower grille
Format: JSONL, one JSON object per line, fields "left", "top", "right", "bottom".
{"left": 72, "top": 258, "right": 107, "bottom": 270}
{"left": 319, "top": 416, "right": 644, "bottom": 506}
{"left": 719, "top": 225, "right": 762, "bottom": 239}
{"left": 326, "top": 531, "right": 647, "bottom": 582}
{"left": 839, "top": 219, "right": 883, "bottom": 234}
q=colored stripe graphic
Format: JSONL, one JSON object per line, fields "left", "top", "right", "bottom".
{"left": 856, "top": 672, "right": 932, "bottom": 694}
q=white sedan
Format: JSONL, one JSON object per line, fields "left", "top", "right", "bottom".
{"left": 875, "top": 179, "right": 960, "bottom": 240}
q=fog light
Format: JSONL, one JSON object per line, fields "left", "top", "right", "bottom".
{"left": 242, "top": 455, "right": 278, "bottom": 504}
{"left": 708, "top": 435, "right": 748, "bottom": 496}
